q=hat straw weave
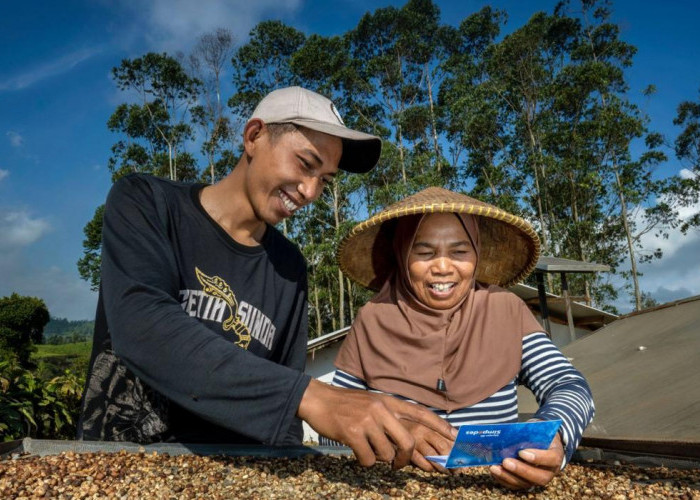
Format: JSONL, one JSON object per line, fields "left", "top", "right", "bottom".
{"left": 337, "top": 187, "right": 541, "bottom": 290}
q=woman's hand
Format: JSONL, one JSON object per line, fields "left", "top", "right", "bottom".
{"left": 488, "top": 431, "right": 564, "bottom": 490}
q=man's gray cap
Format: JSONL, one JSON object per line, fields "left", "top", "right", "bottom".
{"left": 250, "top": 86, "right": 381, "bottom": 174}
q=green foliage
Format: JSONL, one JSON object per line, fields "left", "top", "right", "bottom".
{"left": 0, "top": 293, "right": 50, "bottom": 368}
{"left": 229, "top": 20, "right": 306, "bottom": 117}
{"left": 44, "top": 318, "right": 94, "bottom": 337}
{"left": 43, "top": 317, "right": 94, "bottom": 345}
{"left": 77, "top": 204, "right": 104, "bottom": 292}
{"left": 0, "top": 357, "right": 84, "bottom": 441}
{"left": 672, "top": 89, "right": 700, "bottom": 233}
{"left": 34, "top": 342, "right": 91, "bottom": 387}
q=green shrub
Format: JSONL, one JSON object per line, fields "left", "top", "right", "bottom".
{"left": 0, "top": 357, "right": 84, "bottom": 441}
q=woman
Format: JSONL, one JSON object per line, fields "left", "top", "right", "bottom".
{"left": 325, "top": 187, "right": 594, "bottom": 490}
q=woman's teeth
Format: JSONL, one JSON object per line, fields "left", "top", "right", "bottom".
{"left": 431, "top": 283, "right": 455, "bottom": 292}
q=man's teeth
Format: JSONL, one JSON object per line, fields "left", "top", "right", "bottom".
{"left": 280, "top": 192, "right": 298, "bottom": 212}
{"left": 431, "top": 283, "right": 455, "bottom": 292}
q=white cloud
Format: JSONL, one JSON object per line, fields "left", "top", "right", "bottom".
{"left": 6, "top": 131, "right": 24, "bottom": 147}
{"left": 635, "top": 188, "right": 700, "bottom": 261}
{"left": 0, "top": 47, "right": 102, "bottom": 92}
{"left": 0, "top": 210, "right": 52, "bottom": 249}
{"left": 680, "top": 168, "right": 697, "bottom": 180}
{"left": 0, "top": 169, "right": 8, "bottom": 182}
{"left": 610, "top": 176, "right": 700, "bottom": 312}
{"left": 120, "top": 0, "right": 303, "bottom": 52}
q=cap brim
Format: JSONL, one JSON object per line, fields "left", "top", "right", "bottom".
{"left": 290, "top": 119, "right": 381, "bottom": 174}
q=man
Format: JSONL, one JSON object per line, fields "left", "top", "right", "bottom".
{"left": 78, "top": 86, "right": 455, "bottom": 469}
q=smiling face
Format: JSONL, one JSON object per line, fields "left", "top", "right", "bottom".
{"left": 245, "top": 121, "right": 341, "bottom": 226}
{"left": 406, "top": 213, "right": 478, "bottom": 310}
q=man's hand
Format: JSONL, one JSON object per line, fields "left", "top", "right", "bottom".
{"left": 488, "top": 431, "right": 564, "bottom": 490}
{"left": 399, "top": 419, "right": 453, "bottom": 472}
{"left": 298, "top": 379, "right": 457, "bottom": 469}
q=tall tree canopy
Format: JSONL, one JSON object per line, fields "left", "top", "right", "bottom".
{"left": 80, "top": 1, "right": 700, "bottom": 334}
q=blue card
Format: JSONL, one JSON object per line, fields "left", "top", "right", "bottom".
{"left": 425, "top": 420, "right": 562, "bottom": 468}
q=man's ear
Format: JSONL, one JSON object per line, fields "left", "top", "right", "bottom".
{"left": 243, "top": 119, "right": 265, "bottom": 157}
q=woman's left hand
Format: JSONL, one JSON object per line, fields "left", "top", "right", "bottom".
{"left": 488, "top": 431, "right": 564, "bottom": 490}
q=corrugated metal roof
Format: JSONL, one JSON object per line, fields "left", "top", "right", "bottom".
{"left": 520, "top": 295, "right": 700, "bottom": 442}
{"left": 535, "top": 256, "right": 610, "bottom": 273}
{"left": 510, "top": 283, "right": 617, "bottom": 330}
{"left": 307, "top": 326, "right": 350, "bottom": 353}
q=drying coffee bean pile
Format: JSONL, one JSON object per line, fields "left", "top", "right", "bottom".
{"left": 1, "top": 450, "right": 698, "bottom": 499}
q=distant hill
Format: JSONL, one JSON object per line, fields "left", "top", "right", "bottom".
{"left": 43, "top": 317, "right": 94, "bottom": 344}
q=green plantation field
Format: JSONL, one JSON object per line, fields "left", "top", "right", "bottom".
{"left": 35, "top": 341, "right": 92, "bottom": 359}
{"left": 33, "top": 342, "right": 92, "bottom": 380}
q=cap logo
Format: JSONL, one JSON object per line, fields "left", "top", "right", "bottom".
{"left": 330, "top": 103, "right": 345, "bottom": 125}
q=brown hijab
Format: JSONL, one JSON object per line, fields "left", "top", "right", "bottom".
{"left": 335, "top": 213, "right": 543, "bottom": 411}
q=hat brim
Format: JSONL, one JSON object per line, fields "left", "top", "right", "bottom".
{"left": 289, "top": 119, "right": 381, "bottom": 174}
{"left": 337, "top": 188, "right": 541, "bottom": 290}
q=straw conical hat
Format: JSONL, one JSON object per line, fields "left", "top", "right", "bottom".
{"left": 337, "top": 187, "right": 540, "bottom": 290}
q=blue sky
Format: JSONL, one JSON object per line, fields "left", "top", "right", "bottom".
{"left": 1, "top": 0, "right": 699, "bottom": 320}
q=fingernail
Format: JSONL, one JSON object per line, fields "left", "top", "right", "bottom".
{"left": 519, "top": 450, "right": 535, "bottom": 461}
{"left": 503, "top": 459, "right": 516, "bottom": 471}
{"left": 489, "top": 465, "right": 500, "bottom": 475}
{"left": 451, "top": 428, "right": 459, "bottom": 437}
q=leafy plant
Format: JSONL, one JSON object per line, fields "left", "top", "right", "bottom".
{"left": 0, "top": 357, "right": 84, "bottom": 441}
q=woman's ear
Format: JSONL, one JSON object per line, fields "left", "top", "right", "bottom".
{"left": 243, "top": 118, "right": 265, "bottom": 157}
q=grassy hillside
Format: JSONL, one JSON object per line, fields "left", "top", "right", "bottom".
{"left": 33, "top": 341, "right": 92, "bottom": 380}
{"left": 35, "top": 342, "right": 92, "bottom": 359}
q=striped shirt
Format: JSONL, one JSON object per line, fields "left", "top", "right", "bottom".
{"left": 320, "top": 332, "right": 594, "bottom": 465}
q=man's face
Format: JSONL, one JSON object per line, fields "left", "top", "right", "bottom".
{"left": 407, "top": 213, "right": 477, "bottom": 310}
{"left": 246, "top": 124, "right": 341, "bottom": 226}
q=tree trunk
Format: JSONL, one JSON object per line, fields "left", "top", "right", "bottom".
{"left": 168, "top": 143, "right": 175, "bottom": 181}
{"left": 526, "top": 125, "right": 553, "bottom": 290}
{"left": 346, "top": 277, "right": 355, "bottom": 323}
{"left": 569, "top": 169, "right": 594, "bottom": 306}
{"left": 327, "top": 277, "right": 337, "bottom": 332}
{"left": 425, "top": 65, "right": 441, "bottom": 170}
{"left": 615, "top": 170, "right": 642, "bottom": 311}
{"left": 337, "top": 269, "right": 345, "bottom": 328}
{"left": 312, "top": 277, "right": 322, "bottom": 337}
{"left": 398, "top": 124, "right": 407, "bottom": 184}
{"left": 332, "top": 183, "right": 345, "bottom": 328}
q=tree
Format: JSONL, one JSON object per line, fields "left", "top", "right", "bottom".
{"left": 111, "top": 53, "right": 201, "bottom": 182}
{"left": 188, "top": 28, "right": 237, "bottom": 184}
{"left": 440, "top": 7, "right": 518, "bottom": 208}
{"left": 76, "top": 3, "right": 700, "bottom": 326}
{"left": 80, "top": 54, "right": 205, "bottom": 291}
{"left": 347, "top": 0, "right": 449, "bottom": 205}
{"left": 77, "top": 204, "right": 104, "bottom": 292}
{"left": 0, "top": 293, "right": 50, "bottom": 368}
{"left": 672, "top": 89, "right": 700, "bottom": 232}
{"left": 567, "top": 0, "right": 697, "bottom": 310}
{"left": 229, "top": 21, "right": 306, "bottom": 119}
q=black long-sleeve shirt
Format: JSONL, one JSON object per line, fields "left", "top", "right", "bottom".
{"left": 78, "top": 174, "right": 311, "bottom": 445}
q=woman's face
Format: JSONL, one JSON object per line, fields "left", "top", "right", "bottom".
{"left": 407, "top": 213, "right": 477, "bottom": 309}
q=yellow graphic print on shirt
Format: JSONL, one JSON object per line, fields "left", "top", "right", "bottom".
{"left": 195, "top": 267, "right": 251, "bottom": 349}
